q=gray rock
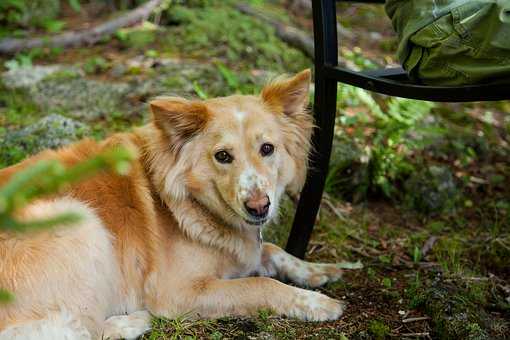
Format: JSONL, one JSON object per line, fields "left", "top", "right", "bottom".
{"left": 2, "top": 65, "right": 64, "bottom": 89}
{"left": 326, "top": 135, "right": 369, "bottom": 201}
{"left": 0, "top": 114, "right": 89, "bottom": 166}
{"left": 30, "top": 77, "right": 130, "bottom": 120}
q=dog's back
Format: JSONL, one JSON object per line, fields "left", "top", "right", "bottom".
{"left": 0, "top": 135, "right": 158, "bottom": 339}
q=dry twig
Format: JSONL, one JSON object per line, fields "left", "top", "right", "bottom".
{"left": 402, "top": 316, "right": 431, "bottom": 323}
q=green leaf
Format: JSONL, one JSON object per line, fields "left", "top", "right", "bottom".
{"left": 0, "top": 289, "right": 14, "bottom": 304}
{"left": 42, "top": 20, "right": 66, "bottom": 34}
{"left": 192, "top": 81, "right": 208, "bottom": 99}
{"left": 216, "top": 62, "right": 239, "bottom": 90}
{"left": 378, "top": 254, "right": 392, "bottom": 264}
{"left": 67, "top": 0, "right": 81, "bottom": 12}
{"left": 413, "top": 246, "right": 422, "bottom": 263}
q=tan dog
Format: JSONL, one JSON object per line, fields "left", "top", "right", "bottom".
{"left": 0, "top": 70, "right": 355, "bottom": 340}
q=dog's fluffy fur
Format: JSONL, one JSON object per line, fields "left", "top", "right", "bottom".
{"left": 0, "top": 70, "right": 351, "bottom": 340}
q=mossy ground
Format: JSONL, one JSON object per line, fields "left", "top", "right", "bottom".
{"left": 1, "top": 1, "right": 509, "bottom": 339}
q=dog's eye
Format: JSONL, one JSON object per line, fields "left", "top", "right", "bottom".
{"left": 260, "top": 143, "right": 274, "bottom": 157}
{"left": 214, "top": 150, "right": 233, "bottom": 164}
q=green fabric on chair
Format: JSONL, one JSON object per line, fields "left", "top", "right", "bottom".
{"left": 386, "top": 0, "right": 510, "bottom": 85}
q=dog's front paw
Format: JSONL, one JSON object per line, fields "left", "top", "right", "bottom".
{"left": 102, "top": 311, "right": 151, "bottom": 340}
{"left": 287, "top": 288, "right": 344, "bottom": 321}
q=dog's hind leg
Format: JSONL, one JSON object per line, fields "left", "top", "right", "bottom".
{"left": 101, "top": 310, "right": 152, "bottom": 340}
{"left": 0, "top": 310, "right": 91, "bottom": 340}
{"left": 0, "top": 197, "right": 124, "bottom": 339}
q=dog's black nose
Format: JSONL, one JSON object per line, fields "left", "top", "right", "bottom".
{"left": 244, "top": 195, "right": 270, "bottom": 218}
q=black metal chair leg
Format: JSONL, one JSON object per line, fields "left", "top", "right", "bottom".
{"left": 285, "top": 0, "right": 338, "bottom": 259}
{"left": 285, "top": 77, "right": 338, "bottom": 259}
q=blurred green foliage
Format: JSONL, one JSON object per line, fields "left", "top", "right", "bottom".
{"left": 0, "top": 147, "right": 134, "bottom": 232}
{"left": 0, "top": 0, "right": 60, "bottom": 29}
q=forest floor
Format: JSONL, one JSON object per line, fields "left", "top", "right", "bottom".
{"left": 0, "top": 1, "right": 509, "bottom": 339}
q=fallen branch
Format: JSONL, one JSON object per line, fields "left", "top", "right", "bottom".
{"left": 0, "top": 0, "right": 164, "bottom": 55}
{"left": 343, "top": 244, "right": 372, "bottom": 258}
{"left": 402, "top": 316, "right": 431, "bottom": 323}
{"left": 322, "top": 196, "right": 348, "bottom": 221}
{"left": 236, "top": 3, "right": 314, "bottom": 59}
{"left": 398, "top": 332, "right": 430, "bottom": 337}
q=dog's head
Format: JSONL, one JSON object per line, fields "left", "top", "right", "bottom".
{"left": 149, "top": 69, "right": 313, "bottom": 228}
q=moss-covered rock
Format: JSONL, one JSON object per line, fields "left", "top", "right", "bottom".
{"left": 404, "top": 165, "right": 460, "bottom": 215}
{"left": 30, "top": 77, "right": 130, "bottom": 121}
{"left": 2, "top": 65, "right": 80, "bottom": 90}
{"left": 162, "top": 5, "right": 310, "bottom": 73}
{"left": 116, "top": 22, "right": 159, "bottom": 49}
{"left": 0, "top": 114, "right": 89, "bottom": 167}
{"left": 409, "top": 273, "right": 509, "bottom": 339}
{"left": 128, "top": 59, "right": 270, "bottom": 102}
{"left": 2, "top": 64, "right": 131, "bottom": 122}
{"left": 325, "top": 135, "right": 369, "bottom": 201}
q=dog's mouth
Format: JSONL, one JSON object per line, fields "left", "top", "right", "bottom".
{"left": 243, "top": 217, "right": 268, "bottom": 226}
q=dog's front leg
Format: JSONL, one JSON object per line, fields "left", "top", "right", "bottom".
{"left": 260, "top": 243, "right": 363, "bottom": 288}
{"left": 152, "top": 277, "right": 343, "bottom": 322}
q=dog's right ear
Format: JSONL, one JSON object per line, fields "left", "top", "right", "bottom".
{"left": 150, "top": 97, "right": 209, "bottom": 153}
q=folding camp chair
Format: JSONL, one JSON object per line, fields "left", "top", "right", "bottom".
{"left": 285, "top": 0, "right": 510, "bottom": 259}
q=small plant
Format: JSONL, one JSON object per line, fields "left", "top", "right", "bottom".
{"left": 412, "top": 245, "right": 422, "bottom": 263}
{"left": 116, "top": 21, "right": 159, "bottom": 49}
{"left": 41, "top": 19, "right": 65, "bottom": 33}
{"left": 4, "top": 53, "right": 33, "bottom": 71}
{"left": 382, "top": 277, "right": 392, "bottom": 289}
{"left": 216, "top": 62, "right": 239, "bottom": 92}
{"left": 192, "top": 81, "right": 208, "bottom": 99}
{"left": 368, "top": 320, "right": 390, "bottom": 339}
{"left": 330, "top": 84, "right": 440, "bottom": 201}
{"left": 83, "top": 56, "right": 110, "bottom": 75}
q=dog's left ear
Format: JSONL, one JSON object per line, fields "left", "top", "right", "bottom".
{"left": 261, "top": 69, "right": 311, "bottom": 117}
{"left": 262, "top": 70, "right": 314, "bottom": 195}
